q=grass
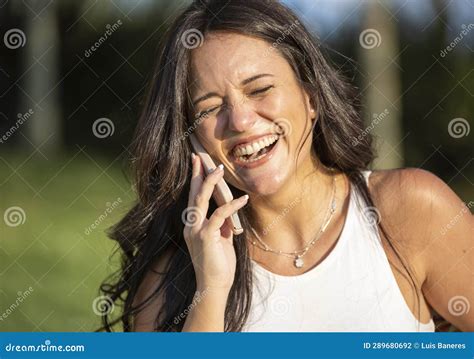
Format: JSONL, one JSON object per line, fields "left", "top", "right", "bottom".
{"left": 0, "top": 149, "right": 134, "bottom": 331}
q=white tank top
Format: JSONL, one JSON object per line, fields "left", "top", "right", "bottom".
{"left": 242, "top": 170, "right": 435, "bottom": 332}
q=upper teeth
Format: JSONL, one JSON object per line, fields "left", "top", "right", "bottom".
{"left": 233, "top": 135, "right": 279, "bottom": 157}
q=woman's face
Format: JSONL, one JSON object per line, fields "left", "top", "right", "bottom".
{"left": 189, "top": 32, "right": 316, "bottom": 196}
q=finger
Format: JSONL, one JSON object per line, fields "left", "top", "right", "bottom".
{"left": 187, "top": 153, "right": 204, "bottom": 208}
{"left": 220, "top": 219, "right": 233, "bottom": 241}
{"left": 206, "top": 195, "right": 249, "bottom": 234}
{"left": 193, "top": 163, "right": 225, "bottom": 221}
{"left": 183, "top": 154, "right": 207, "bottom": 231}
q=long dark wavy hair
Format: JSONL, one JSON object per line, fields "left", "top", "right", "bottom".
{"left": 98, "top": 0, "right": 421, "bottom": 332}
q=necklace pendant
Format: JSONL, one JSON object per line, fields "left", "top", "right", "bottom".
{"left": 294, "top": 257, "right": 304, "bottom": 268}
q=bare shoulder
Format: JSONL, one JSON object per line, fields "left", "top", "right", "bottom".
{"left": 368, "top": 166, "right": 467, "bottom": 209}
{"left": 132, "top": 247, "right": 174, "bottom": 331}
{"left": 367, "top": 167, "right": 465, "bottom": 241}
{"left": 368, "top": 167, "right": 453, "bottom": 206}
{"left": 366, "top": 167, "right": 472, "bottom": 279}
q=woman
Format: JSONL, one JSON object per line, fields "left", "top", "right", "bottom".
{"left": 99, "top": 0, "right": 473, "bottom": 332}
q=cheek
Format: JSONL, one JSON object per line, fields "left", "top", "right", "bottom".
{"left": 257, "top": 90, "right": 308, "bottom": 127}
{"left": 287, "top": 114, "right": 313, "bottom": 162}
{"left": 195, "top": 124, "right": 218, "bottom": 155}
{"left": 260, "top": 92, "right": 310, "bottom": 141}
{"left": 197, "top": 113, "right": 227, "bottom": 140}
{"left": 194, "top": 122, "right": 229, "bottom": 167}
{"left": 256, "top": 93, "right": 285, "bottom": 118}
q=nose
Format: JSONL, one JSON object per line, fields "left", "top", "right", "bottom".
{"left": 227, "top": 100, "right": 257, "bottom": 133}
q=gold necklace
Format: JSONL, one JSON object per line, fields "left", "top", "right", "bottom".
{"left": 249, "top": 175, "right": 337, "bottom": 268}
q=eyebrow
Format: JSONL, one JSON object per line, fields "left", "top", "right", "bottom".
{"left": 192, "top": 73, "right": 274, "bottom": 106}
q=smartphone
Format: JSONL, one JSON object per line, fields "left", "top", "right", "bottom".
{"left": 189, "top": 133, "right": 244, "bottom": 235}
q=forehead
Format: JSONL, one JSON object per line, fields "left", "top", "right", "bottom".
{"left": 189, "top": 32, "right": 292, "bottom": 91}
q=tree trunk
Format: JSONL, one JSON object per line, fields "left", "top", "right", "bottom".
{"left": 359, "top": 0, "right": 403, "bottom": 169}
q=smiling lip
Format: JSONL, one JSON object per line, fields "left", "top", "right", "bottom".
{"left": 231, "top": 136, "right": 280, "bottom": 169}
{"left": 230, "top": 133, "right": 279, "bottom": 152}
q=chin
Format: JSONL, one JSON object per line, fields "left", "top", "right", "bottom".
{"left": 241, "top": 170, "right": 288, "bottom": 196}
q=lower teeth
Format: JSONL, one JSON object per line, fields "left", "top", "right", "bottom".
{"left": 237, "top": 142, "right": 275, "bottom": 163}
{"left": 239, "top": 152, "right": 266, "bottom": 163}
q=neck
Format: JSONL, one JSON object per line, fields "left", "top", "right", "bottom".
{"left": 248, "top": 155, "right": 340, "bottom": 252}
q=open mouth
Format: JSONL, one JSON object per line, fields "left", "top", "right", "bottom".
{"left": 231, "top": 134, "right": 280, "bottom": 164}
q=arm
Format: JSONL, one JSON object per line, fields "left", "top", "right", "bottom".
{"left": 377, "top": 168, "right": 474, "bottom": 331}
{"left": 411, "top": 169, "right": 473, "bottom": 331}
{"left": 181, "top": 288, "right": 228, "bottom": 332}
{"left": 132, "top": 252, "right": 230, "bottom": 332}
{"left": 370, "top": 168, "right": 473, "bottom": 331}
{"left": 132, "top": 254, "right": 169, "bottom": 332}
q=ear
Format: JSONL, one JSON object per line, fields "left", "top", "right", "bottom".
{"left": 302, "top": 90, "right": 317, "bottom": 121}
{"left": 310, "top": 106, "right": 316, "bottom": 121}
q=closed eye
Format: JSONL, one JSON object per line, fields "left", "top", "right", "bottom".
{"left": 194, "top": 86, "right": 273, "bottom": 118}
{"left": 250, "top": 85, "right": 274, "bottom": 96}
{"left": 195, "top": 105, "right": 220, "bottom": 120}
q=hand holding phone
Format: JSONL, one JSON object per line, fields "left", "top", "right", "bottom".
{"left": 189, "top": 134, "right": 244, "bottom": 235}
{"left": 183, "top": 139, "right": 249, "bottom": 295}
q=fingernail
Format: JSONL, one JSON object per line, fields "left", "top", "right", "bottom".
{"left": 240, "top": 194, "right": 249, "bottom": 201}
{"left": 191, "top": 153, "right": 196, "bottom": 162}
{"left": 216, "top": 164, "right": 224, "bottom": 172}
